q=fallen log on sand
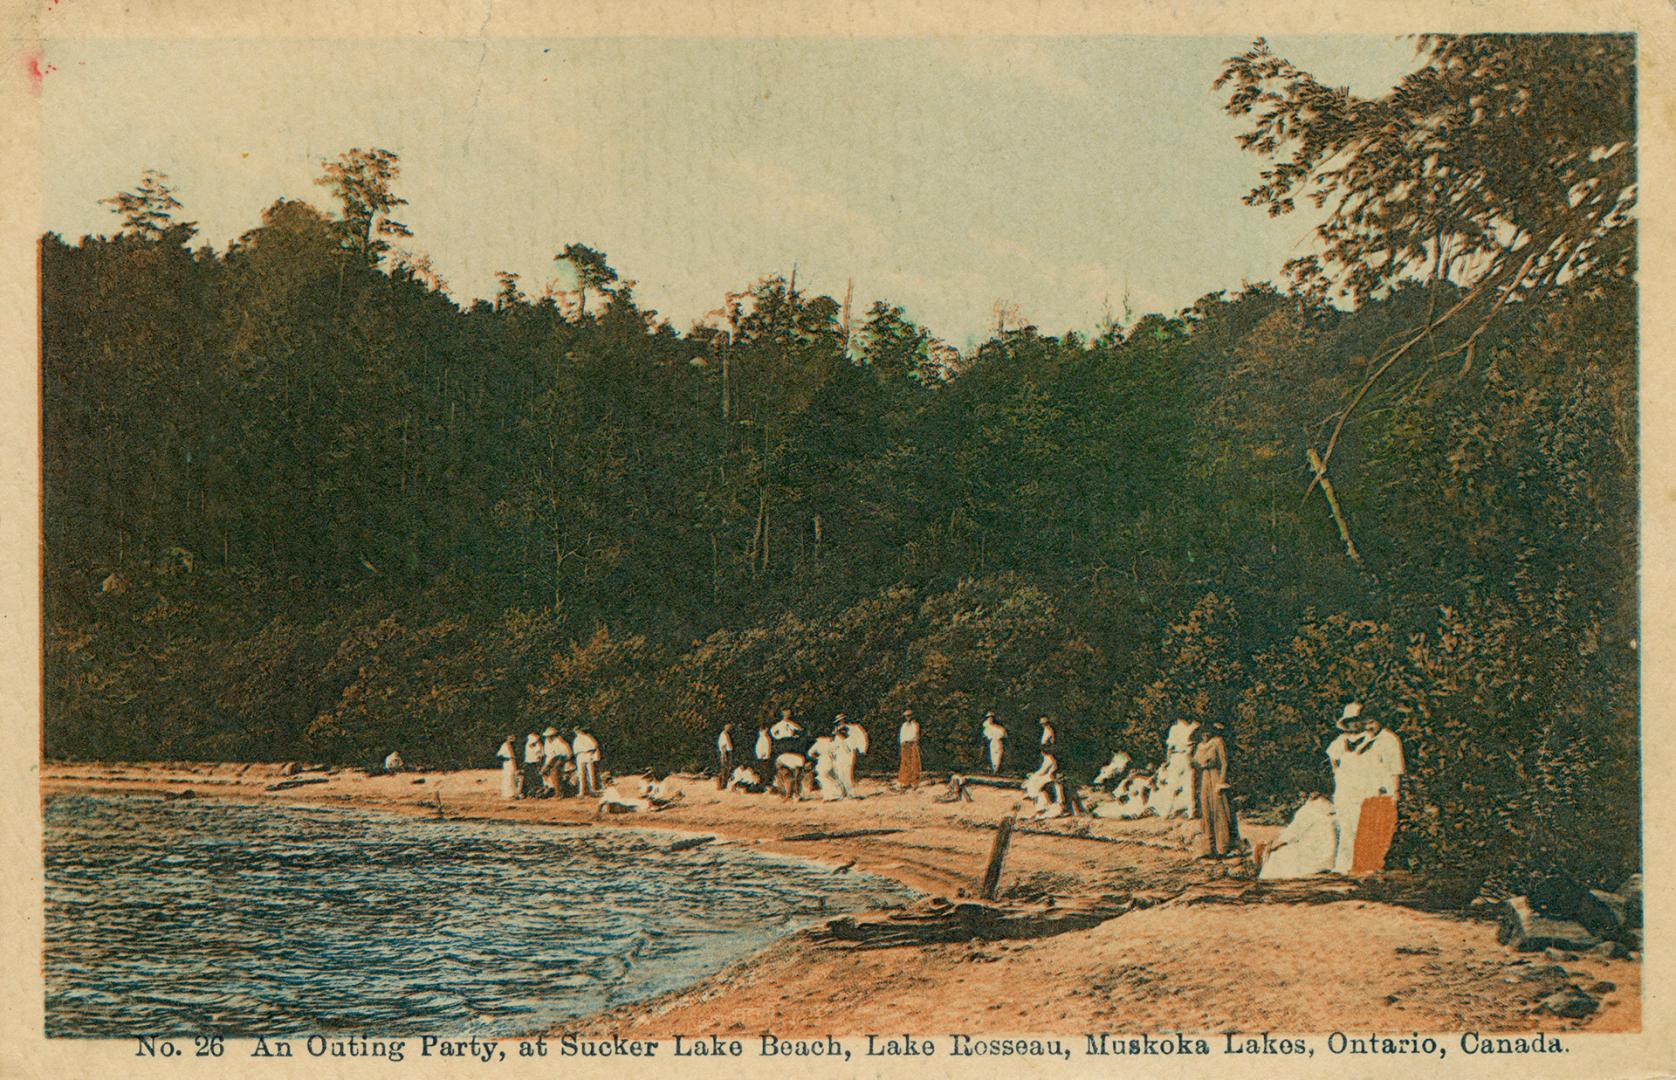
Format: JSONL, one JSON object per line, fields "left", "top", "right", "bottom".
{"left": 811, "top": 894, "right": 1137, "bottom": 949}
{"left": 265, "top": 777, "right": 329, "bottom": 792}
{"left": 782, "top": 827, "right": 904, "bottom": 842}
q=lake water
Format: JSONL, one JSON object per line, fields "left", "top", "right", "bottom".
{"left": 44, "top": 793, "right": 914, "bottom": 1037}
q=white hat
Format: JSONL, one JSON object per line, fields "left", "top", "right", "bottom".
{"left": 1337, "top": 702, "right": 1364, "bottom": 731}
{"left": 543, "top": 726, "right": 559, "bottom": 737}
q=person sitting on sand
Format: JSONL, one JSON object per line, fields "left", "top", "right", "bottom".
{"left": 496, "top": 735, "right": 518, "bottom": 800}
{"left": 727, "top": 764, "right": 767, "bottom": 793}
{"left": 596, "top": 783, "right": 650, "bottom": 815}
{"left": 1259, "top": 793, "right": 1337, "bottom": 879}
{"left": 1023, "top": 750, "right": 1062, "bottom": 818}
{"left": 382, "top": 750, "right": 405, "bottom": 774}
{"left": 1092, "top": 750, "right": 1131, "bottom": 790}
{"left": 775, "top": 751, "right": 808, "bottom": 800}
{"left": 639, "top": 772, "right": 682, "bottom": 809}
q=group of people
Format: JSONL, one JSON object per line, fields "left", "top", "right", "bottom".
{"left": 495, "top": 728, "right": 601, "bottom": 800}
{"left": 490, "top": 696, "right": 1406, "bottom": 881}
{"left": 718, "top": 708, "right": 873, "bottom": 800}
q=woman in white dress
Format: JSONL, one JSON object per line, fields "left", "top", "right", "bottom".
{"left": 496, "top": 735, "right": 518, "bottom": 800}
{"left": 1259, "top": 794, "right": 1337, "bottom": 879}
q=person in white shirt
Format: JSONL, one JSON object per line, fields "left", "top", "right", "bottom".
{"left": 382, "top": 750, "right": 405, "bottom": 774}
{"left": 897, "top": 709, "right": 922, "bottom": 788}
{"left": 769, "top": 709, "right": 802, "bottom": 762}
{"left": 541, "top": 726, "right": 572, "bottom": 797}
{"left": 1327, "top": 704, "right": 1369, "bottom": 875}
{"left": 775, "top": 751, "right": 808, "bottom": 800}
{"left": 1023, "top": 750, "right": 1062, "bottom": 818}
{"left": 1345, "top": 713, "right": 1405, "bottom": 875}
{"left": 754, "top": 726, "right": 772, "bottom": 763}
{"left": 1160, "top": 717, "right": 1201, "bottom": 819}
{"left": 716, "top": 723, "right": 734, "bottom": 791}
{"left": 830, "top": 715, "right": 858, "bottom": 798}
{"left": 522, "top": 732, "right": 545, "bottom": 799}
{"left": 573, "top": 727, "right": 602, "bottom": 798}
{"left": 1259, "top": 794, "right": 1338, "bottom": 879}
{"left": 496, "top": 735, "right": 518, "bottom": 800}
{"left": 727, "top": 764, "right": 766, "bottom": 793}
{"left": 1039, "top": 715, "right": 1056, "bottom": 748}
{"left": 981, "top": 712, "right": 1007, "bottom": 774}
{"left": 808, "top": 734, "right": 843, "bottom": 800}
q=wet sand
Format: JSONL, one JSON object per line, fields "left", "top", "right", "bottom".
{"left": 42, "top": 761, "right": 1641, "bottom": 1036}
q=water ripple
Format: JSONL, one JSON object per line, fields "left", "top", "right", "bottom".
{"left": 44, "top": 794, "right": 914, "bottom": 1037}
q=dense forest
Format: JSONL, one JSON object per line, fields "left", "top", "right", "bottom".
{"left": 43, "top": 35, "right": 1637, "bottom": 899}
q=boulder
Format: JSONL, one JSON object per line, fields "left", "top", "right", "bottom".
{"left": 1589, "top": 940, "right": 1630, "bottom": 960}
{"left": 1540, "top": 990, "right": 1598, "bottom": 1019}
{"left": 1576, "top": 889, "right": 1629, "bottom": 940}
{"left": 1618, "top": 873, "right": 1643, "bottom": 927}
{"left": 1498, "top": 896, "right": 1600, "bottom": 953}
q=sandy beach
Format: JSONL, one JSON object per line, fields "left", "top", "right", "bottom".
{"left": 42, "top": 761, "right": 1641, "bottom": 1037}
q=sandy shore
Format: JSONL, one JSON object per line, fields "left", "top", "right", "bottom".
{"left": 42, "top": 761, "right": 1641, "bottom": 1036}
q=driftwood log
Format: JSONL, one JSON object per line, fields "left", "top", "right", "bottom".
{"left": 812, "top": 894, "right": 1134, "bottom": 949}
{"left": 782, "top": 827, "right": 904, "bottom": 842}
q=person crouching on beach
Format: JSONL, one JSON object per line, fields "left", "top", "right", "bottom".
{"left": 775, "top": 751, "right": 808, "bottom": 800}
{"left": 573, "top": 727, "right": 601, "bottom": 797}
{"left": 897, "top": 708, "right": 922, "bottom": 789}
{"left": 542, "top": 725, "right": 573, "bottom": 797}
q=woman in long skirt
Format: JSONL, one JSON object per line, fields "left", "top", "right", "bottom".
{"left": 1193, "top": 722, "right": 1237, "bottom": 857}
{"left": 897, "top": 709, "right": 922, "bottom": 788}
{"left": 496, "top": 735, "right": 518, "bottom": 800}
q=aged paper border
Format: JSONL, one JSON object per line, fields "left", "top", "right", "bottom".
{"left": 1, "top": 1, "right": 1670, "bottom": 1077}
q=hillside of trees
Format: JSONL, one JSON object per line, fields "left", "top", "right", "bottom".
{"left": 42, "top": 35, "right": 1637, "bottom": 900}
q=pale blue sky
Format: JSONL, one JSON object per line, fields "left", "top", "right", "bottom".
{"left": 41, "top": 37, "right": 1423, "bottom": 344}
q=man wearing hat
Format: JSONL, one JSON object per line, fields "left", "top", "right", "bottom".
{"left": 981, "top": 711, "right": 1007, "bottom": 775}
{"left": 1327, "top": 703, "right": 1369, "bottom": 874}
{"left": 542, "top": 726, "right": 572, "bottom": 798}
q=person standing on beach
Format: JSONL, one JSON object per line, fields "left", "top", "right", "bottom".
{"left": 1039, "top": 715, "right": 1056, "bottom": 749}
{"left": 716, "top": 723, "right": 734, "bottom": 791}
{"left": 573, "top": 727, "right": 601, "bottom": 797}
{"left": 981, "top": 712, "right": 1007, "bottom": 774}
{"left": 831, "top": 715, "right": 858, "bottom": 798}
{"left": 1347, "top": 711, "right": 1405, "bottom": 875}
{"left": 496, "top": 735, "right": 518, "bottom": 800}
{"left": 522, "top": 732, "right": 545, "bottom": 799}
{"left": 755, "top": 725, "right": 772, "bottom": 764}
{"left": 1160, "top": 715, "right": 1201, "bottom": 819}
{"left": 1193, "top": 721, "right": 1237, "bottom": 858}
{"left": 1328, "top": 703, "right": 1369, "bottom": 875}
{"left": 542, "top": 726, "right": 572, "bottom": 798}
{"left": 897, "top": 708, "right": 922, "bottom": 789}
{"left": 769, "top": 708, "right": 803, "bottom": 759}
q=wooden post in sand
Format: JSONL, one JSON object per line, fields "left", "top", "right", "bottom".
{"left": 981, "top": 815, "right": 1015, "bottom": 900}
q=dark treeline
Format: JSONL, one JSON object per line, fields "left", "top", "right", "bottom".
{"left": 43, "top": 35, "right": 1637, "bottom": 900}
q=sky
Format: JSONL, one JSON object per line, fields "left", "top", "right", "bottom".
{"left": 39, "top": 36, "right": 1424, "bottom": 345}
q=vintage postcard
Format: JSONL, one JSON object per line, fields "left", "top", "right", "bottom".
{"left": 3, "top": 0, "right": 1672, "bottom": 1077}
